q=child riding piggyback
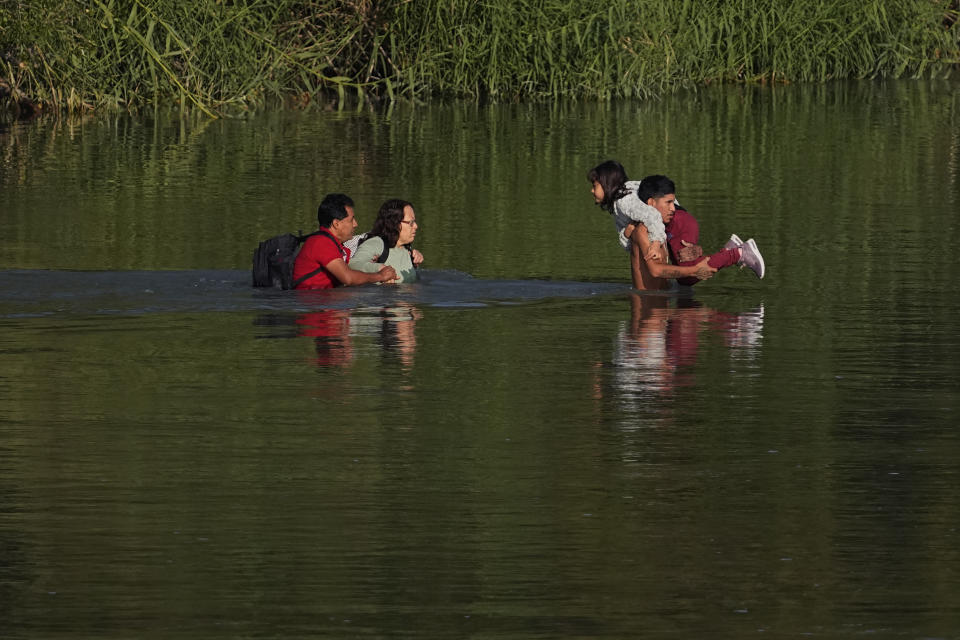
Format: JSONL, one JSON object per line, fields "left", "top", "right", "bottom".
{"left": 587, "top": 160, "right": 668, "bottom": 253}
{"left": 587, "top": 160, "right": 765, "bottom": 285}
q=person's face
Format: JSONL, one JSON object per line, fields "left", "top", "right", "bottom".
{"left": 647, "top": 194, "right": 676, "bottom": 224}
{"left": 330, "top": 205, "right": 358, "bottom": 242}
{"left": 398, "top": 205, "right": 417, "bottom": 246}
{"left": 590, "top": 180, "right": 605, "bottom": 204}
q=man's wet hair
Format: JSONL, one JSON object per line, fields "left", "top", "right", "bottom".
{"left": 317, "top": 193, "right": 354, "bottom": 227}
{"left": 636, "top": 175, "right": 676, "bottom": 204}
{"left": 320, "top": 193, "right": 354, "bottom": 209}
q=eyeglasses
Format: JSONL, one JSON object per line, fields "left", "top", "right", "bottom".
{"left": 401, "top": 219, "right": 418, "bottom": 226}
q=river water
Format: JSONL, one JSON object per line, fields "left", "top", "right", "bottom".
{"left": 1, "top": 79, "right": 959, "bottom": 638}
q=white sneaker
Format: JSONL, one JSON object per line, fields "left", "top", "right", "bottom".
{"left": 723, "top": 233, "right": 744, "bottom": 250}
{"left": 738, "top": 238, "right": 765, "bottom": 279}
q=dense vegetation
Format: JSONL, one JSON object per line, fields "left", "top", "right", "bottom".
{"left": 1, "top": 0, "right": 958, "bottom": 117}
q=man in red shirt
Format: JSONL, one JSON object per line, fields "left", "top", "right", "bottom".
{"left": 636, "top": 175, "right": 765, "bottom": 285}
{"left": 293, "top": 196, "right": 397, "bottom": 290}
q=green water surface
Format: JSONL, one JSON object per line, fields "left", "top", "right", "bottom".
{"left": 1, "top": 79, "right": 959, "bottom": 638}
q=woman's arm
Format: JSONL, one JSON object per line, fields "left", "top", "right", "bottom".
{"left": 325, "top": 258, "right": 397, "bottom": 285}
{"left": 349, "top": 237, "right": 386, "bottom": 274}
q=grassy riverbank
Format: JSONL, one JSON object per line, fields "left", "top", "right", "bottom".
{"left": 2, "top": 0, "right": 958, "bottom": 117}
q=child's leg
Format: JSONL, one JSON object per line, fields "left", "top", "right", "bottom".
{"left": 675, "top": 248, "right": 739, "bottom": 286}
{"left": 706, "top": 248, "right": 739, "bottom": 269}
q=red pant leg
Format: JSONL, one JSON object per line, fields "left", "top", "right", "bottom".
{"left": 675, "top": 248, "right": 739, "bottom": 286}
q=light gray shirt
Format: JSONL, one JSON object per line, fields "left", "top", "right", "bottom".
{"left": 349, "top": 236, "right": 418, "bottom": 283}
{"left": 612, "top": 180, "right": 667, "bottom": 251}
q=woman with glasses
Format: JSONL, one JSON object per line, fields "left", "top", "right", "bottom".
{"left": 349, "top": 198, "right": 423, "bottom": 284}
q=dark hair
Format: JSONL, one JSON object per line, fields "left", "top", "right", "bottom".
{"left": 369, "top": 199, "right": 412, "bottom": 249}
{"left": 636, "top": 175, "right": 676, "bottom": 204}
{"left": 587, "top": 160, "right": 631, "bottom": 210}
{"left": 317, "top": 193, "right": 354, "bottom": 227}
{"left": 320, "top": 193, "right": 354, "bottom": 209}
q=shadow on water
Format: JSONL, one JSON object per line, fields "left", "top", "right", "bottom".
{"left": 0, "top": 269, "right": 768, "bottom": 380}
{"left": 0, "top": 268, "right": 631, "bottom": 318}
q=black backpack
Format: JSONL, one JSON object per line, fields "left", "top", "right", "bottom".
{"left": 252, "top": 230, "right": 342, "bottom": 289}
{"left": 252, "top": 230, "right": 397, "bottom": 290}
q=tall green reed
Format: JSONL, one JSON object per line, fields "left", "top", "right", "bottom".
{"left": 1, "top": 0, "right": 957, "bottom": 116}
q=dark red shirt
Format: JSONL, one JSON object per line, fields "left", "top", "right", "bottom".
{"left": 665, "top": 208, "right": 700, "bottom": 264}
{"left": 292, "top": 229, "right": 351, "bottom": 290}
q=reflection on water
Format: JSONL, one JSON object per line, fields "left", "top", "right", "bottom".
{"left": 294, "top": 304, "right": 420, "bottom": 370}
{"left": 612, "top": 293, "right": 764, "bottom": 395}
{"left": 298, "top": 309, "right": 355, "bottom": 367}
{"left": 598, "top": 293, "right": 765, "bottom": 429}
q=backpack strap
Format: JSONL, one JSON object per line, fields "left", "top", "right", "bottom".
{"left": 376, "top": 241, "right": 390, "bottom": 264}
{"left": 364, "top": 236, "right": 415, "bottom": 265}
{"left": 291, "top": 266, "right": 325, "bottom": 290}
{"left": 290, "top": 230, "right": 348, "bottom": 289}
{"left": 405, "top": 244, "right": 417, "bottom": 268}
{"left": 358, "top": 235, "right": 391, "bottom": 264}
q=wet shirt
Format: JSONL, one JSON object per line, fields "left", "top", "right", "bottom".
{"left": 350, "top": 236, "right": 418, "bottom": 283}
{"left": 665, "top": 208, "right": 700, "bottom": 263}
{"left": 292, "top": 229, "right": 351, "bottom": 290}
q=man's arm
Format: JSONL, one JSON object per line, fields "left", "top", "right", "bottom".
{"left": 624, "top": 223, "right": 666, "bottom": 262}
{"left": 633, "top": 225, "right": 715, "bottom": 280}
{"left": 325, "top": 259, "right": 397, "bottom": 285}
